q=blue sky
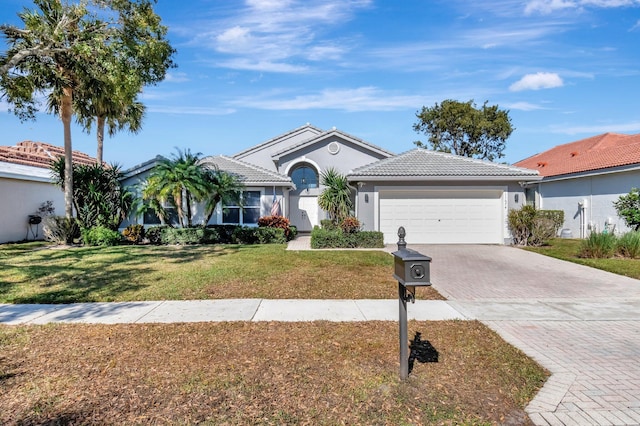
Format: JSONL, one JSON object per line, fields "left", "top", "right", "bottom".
{"left": 1, "top": 0, "right": 639, "bottom": 169}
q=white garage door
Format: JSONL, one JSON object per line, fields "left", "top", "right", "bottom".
{"left": 379, "top": 189, "right": 504, "bottom": 244}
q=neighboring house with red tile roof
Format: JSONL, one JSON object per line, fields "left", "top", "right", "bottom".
{"left": 514, "top": 133, "right": 640, "bottom": 238}
{"left": 0, "top": 141, "right": 97, "bottom": 243}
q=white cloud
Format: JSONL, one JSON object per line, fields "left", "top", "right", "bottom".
{"left": 229, "top": 87, "right": 423, "bottom": 112}
{"left": 509, "top": 72, "right": 564, "bottom": 91}
{"left": 507, "top": 101, "right": 546, "bottom": 111}
{"left": 164, "top": 72, "right": 190, "bottom": 83}
{"left": 525, "top": 0, "right": 640, "bottom": 14}
{"left": 553, "top": 121, "right": 640, "bottom": 134}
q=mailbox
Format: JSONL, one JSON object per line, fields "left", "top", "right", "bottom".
{"left": 392, "top": 248, "right": 431, "bottom": 287}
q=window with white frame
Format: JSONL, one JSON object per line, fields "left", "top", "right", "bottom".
{"left": 223, "top": 190, "right": 261, "bottom": 225}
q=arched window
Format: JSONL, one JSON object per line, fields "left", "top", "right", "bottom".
{"left": 290, "top": 164, "right": 318, "bottom": 191}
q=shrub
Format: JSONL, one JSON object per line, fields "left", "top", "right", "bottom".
{"left": 42, "top": 216, "right": 80, "bottom": 245}
{"left": 207, "top": 225, "right": 238, "bottom": 244}
{"left": 311, "top": 227, "right": 352, "bottom": 248}
{"left": 579, "top": 232, "right": 617, "bottom": 258}
{"left": 289, "top": 225, "right": 298, "bottom": 240}
{"left": 617, "top": 231, "right": 640, "bottom": 258}
{"left": 613, "top": 188, "right": 640, "bottom": 231}
{"left": 82, "top": 226, "right": 122, "bottom": 247}
{"left": 354, "top": 231, "right": 384, "bottom": 248}
{"left": 340, "top": 216, "right": 361, "bottom": 234}
{"left": 146, "top": 226, "right": 167, "bottom": 245}
{"left": 232, "top": 226, "right": 286, "bottom": 244}
{"left": 258, "top": 215, "right": 295, "bottom": 240}
{"left": 320, "top": 219, "right": 338, "bottom": 230}
{"left": 508, "top": 206, "right": 564, "bottom": 246}
{"left": 122, "top": 224, "right": 145, "bottom": 244}
{"left": 160, "top": 227, "right": 219, "bottom": 245}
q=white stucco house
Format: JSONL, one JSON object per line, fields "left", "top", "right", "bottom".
{"left": 514, "top": 132, "right": 640, "bottom": 238}
{"left": 0, "top": 141, "right": 97, "bottom": 244}
{"left": 123, "top": 124, "right": 541, "bottom": 244}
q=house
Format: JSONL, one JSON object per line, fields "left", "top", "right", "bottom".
{"left": 123, "top": 124, "right": 541, "bottom": 244}
{"left": 514, "top": 133, "right": 640, "bottom": 238}
{"left": 0, "top": 141, "right": 97, "bottom": 243}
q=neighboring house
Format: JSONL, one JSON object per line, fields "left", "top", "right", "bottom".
{"left": 0, "top": 141, "right": 97, "bottom": 243}
{"left": 124, "top": 124, "right": 541, "bottom": 244}
{"left": 514, "top": 133, "right": 640, "bottom": 238}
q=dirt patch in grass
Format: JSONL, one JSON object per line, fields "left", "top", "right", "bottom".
{"left": 0, "top": 321, "right": 547, "bottom": 425}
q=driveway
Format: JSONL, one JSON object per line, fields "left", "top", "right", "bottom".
{"left": 408, "top": 244, "right": 640, "bottom": 426}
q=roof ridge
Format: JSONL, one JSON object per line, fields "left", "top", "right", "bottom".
{"left": 271, "top": 128, "right": 395, "bottom": 158}
{"left": 232, "top": 123, "right": 323, "bottom": 158}
{"left": 217, "top": 154, "right": 290, "bottom": 180}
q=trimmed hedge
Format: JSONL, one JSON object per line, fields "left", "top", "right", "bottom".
{"left": 233, "top": 226, "right": 286, "bottom": 244}
{"left": 159, "top": 227, "right": 219, "bottom": 245}
{"left": 310, "top": 227, "right": 384, "bottom": 249}
{"left": 508, "top": 206, "right": 564, "bottom": 246}
{"left": 82, "top": 226, "right": 122, "bottom": 247}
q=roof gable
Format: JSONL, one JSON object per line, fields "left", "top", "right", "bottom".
{"left": 0, "top": 141, "right": 97, "bottom": 169}
{"left": 270, "top": 128, "right": 394, "bottom": 161}
{"left": 514, "top": 133, "right": 640, "bottom": 177}
{"left": 233, "top": 123, "right": 323, "bottom": 161}
{"left": 349, "top": 148, "right": 540, "bottom": 181}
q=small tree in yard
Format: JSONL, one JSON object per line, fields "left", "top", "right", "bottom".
{"left": 614, "top": 188, "right": 640, "bottom": 231}
{"left": 318, "top": 168, "right": 353, "bottom": 224}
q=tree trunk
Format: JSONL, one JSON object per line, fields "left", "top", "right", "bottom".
{"left": 61, "top": 86, "right": 74, "bottom": 219}
{"left": 96, "top": 115, "right": 105, "bottom": 164}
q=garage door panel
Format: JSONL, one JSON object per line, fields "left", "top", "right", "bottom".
{"left": 379, "top": 190, "right": 503, "bottom": 244}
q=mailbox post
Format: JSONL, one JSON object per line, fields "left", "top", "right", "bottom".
{"left": 392, "top": 227, "right": 432, "bottom": 380}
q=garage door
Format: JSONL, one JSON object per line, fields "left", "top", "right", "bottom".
{"left": 379, "top": 189, "right": 503, "bottom": 244}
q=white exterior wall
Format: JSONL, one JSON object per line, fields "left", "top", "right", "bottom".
{"left": 0, "top": 171, "right": 64, "bottom": 243}
{"left": 538, "top": 169, "right": 640, "bottom": 237}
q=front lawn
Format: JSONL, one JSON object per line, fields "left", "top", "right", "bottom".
{"left": 0, "top": 321, "right": 547, "bottom": 425}
{"left": 523, "top": 238, "right": 640, "bottom": 279}
{"left": 0, "top": 243, "right": 443, "bottom": 303}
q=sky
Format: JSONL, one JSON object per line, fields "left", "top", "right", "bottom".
{"left": 1, "top": 0, "right": 639, "bottom": 170}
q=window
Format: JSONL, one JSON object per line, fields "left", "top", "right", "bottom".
{"left": 223, "top": 190, "right": 261, "bottom": 225}
{"left": 291, "top": 165, "right": 318, "bottom": 191}
{"left": 143, "top": 206, "right": 179, "bottom": 226}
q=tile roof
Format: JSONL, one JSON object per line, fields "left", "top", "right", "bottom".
{"left": 201, "top": 155, "right": 293, "bottom": 186}
{"left": 513, "top": 133, "right": 640, "bottom": 177}
{"left": 270, "top": 128, "right": 394, "bottom": 160}
{"left": 0, "top": 141, "right": 97, "bottom": 169}
{"left": 348, "top": 148, "right": 540, "bottom": 180}
{"left": 233, "top": 123, "right": 324, "bottom": 159}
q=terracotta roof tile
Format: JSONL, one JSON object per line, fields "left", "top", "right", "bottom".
{"left": 0, "top": 141, "right": 97, "bottom": 169}
{"left": 514, "top": 133, "right": 640, "bottom": 177}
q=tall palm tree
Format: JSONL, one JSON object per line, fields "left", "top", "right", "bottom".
{"left": 142, "top": 149, "right": 210, "bottom": 228}
{"left": 318, "top": 168, "right": 353, "bottom": 224}
{"left": 202, "top": 165, "right": 244, "bottom": 226}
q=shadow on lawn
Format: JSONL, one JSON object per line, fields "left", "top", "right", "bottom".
{"left": 0, "top": 244, "right": 242, "bottom": 304}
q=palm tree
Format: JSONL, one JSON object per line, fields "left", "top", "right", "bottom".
{"left": 318, "top": 168, "right": 353, "bottom": 224}
{"left": 202, "top": 165, "right": 244, "bottom": 226}
{"left": 142, "top": 149, "right": 210, "bottom": 228}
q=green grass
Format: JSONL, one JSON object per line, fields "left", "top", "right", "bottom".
{"left": 0, "top": 242, "right": 429, "bottom": 303}
{"left": 523, "top": 238, "right": 640, "bottom": 279}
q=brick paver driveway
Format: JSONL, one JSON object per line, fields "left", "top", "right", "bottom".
{"left": 410, "top": 244, "right": 640, "bottom": 426}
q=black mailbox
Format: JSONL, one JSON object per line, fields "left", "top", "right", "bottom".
{"left": 392, "top": 248, "right": 432, "bottom": 286}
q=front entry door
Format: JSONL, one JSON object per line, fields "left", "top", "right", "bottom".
{"left": 289, "top": 195, "right": 319, "bottom": 232}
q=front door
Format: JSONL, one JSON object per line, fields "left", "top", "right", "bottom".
{"left": 289, "top": 195, "right": 319, "bottom": 232}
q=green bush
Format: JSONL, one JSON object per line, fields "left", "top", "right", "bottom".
{"left": 160, "top": 227, "right": 219, "bottom": 245}
{"left": 232, "top": 226, "right": 286, "bottom": 244}
{"left": 42, "top": 216, "right": 81, "bottom": 245}
{"left": 289, "top": 225, "right": 298, "bottom": 240}
{"left": 320, "top": 219, "right": 338, "bottom": 230}
{"left": 613, "top": 188, "right": 640, "bottom": 231}
{"left": 122, "top": 224, "right": 145, "bottom": 244}
{"left": 258, "top": 215, "right": 295, "bottom": 241}
{"left": 206, "top": 225, "right": 238, "bottom": 244}
{"left": 82, "top": 226, "right": 122, "bottom": 247}
{"left": 354, "top": 231, "right": 384, "bottom": 248}
{"left": 146, "top": 226, "right": 167, "bottom": 245}
{"left": 579, "top": 232, "right": 617, "bottom": 258}
{"left": 617, "top": 231, "right": 640, "bottom": 258}
{"left": 508, "top": 206, "right": 564, "bottom": 246}
{"left": 311, "top": 227, "right": 353, "bottom": 248}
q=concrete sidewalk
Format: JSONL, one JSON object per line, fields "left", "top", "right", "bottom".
{"left": 0, "top": 299, "right": 465, "bottom": 325}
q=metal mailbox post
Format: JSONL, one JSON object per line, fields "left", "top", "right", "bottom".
{"left": 392, "top": 227, "right": 432, "bottom": 380}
